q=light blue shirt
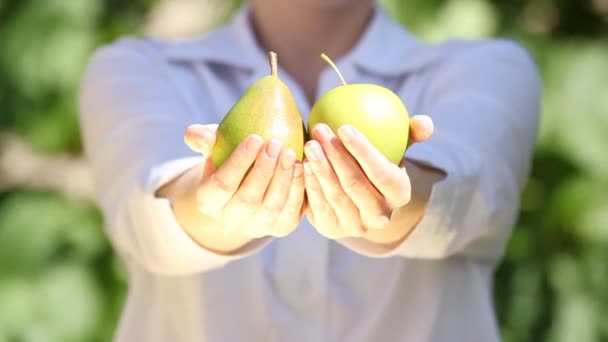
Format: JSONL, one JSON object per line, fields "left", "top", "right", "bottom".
{"left": 79, "top": 5, "right": 541, "bottom": 342}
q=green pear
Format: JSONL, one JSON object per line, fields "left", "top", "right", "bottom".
{"left": 212, "top": 52, "right": 306, "bottom": 169}
{"left": 308, "top": 54, "right": 410, "bottom": 165}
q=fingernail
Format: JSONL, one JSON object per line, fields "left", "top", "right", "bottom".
{"left": 266, "top": 139, "right": 282, "bottom": 159}
{"left": 245, "top": 135, "right": 264, "bottom": 153}
{"left": 194, "top": 139, "right": 208, "bottom": 152}
{"left": 316, "top": 124, "right": 331, "bottom": 141}
{"left": 200, "top": 131, "right": 213, "bottom": 148}
{"left": 201, "top": 129, "right": 210, "bottom": 140}
{"left": 293, "top": 163, "right": 303, "bottom": 177}
{"left": 338, "top": 125, "right": 355, "bottom": 143}
{"left": 303, "top": 162, "right": 312, "bottom": 175}
{"left": 280, "top": 149, "right": 296, "bottom": 170}
{"left": 304, "top": 142, "right": 322, "bottom": 161}
{"left": 423, "top": 119, "right": 433, "bottom": 137}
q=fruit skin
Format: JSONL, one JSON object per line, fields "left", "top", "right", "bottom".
{"left": 212, "top": 74, "right": 306, "bottom": 169}
{"left": 309, "top": 83, "right": 410, "bottom": 165}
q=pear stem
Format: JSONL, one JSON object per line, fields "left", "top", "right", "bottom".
{"left": 321, "top": 53, "right": 347, "bottom": 86}
{"left": 269, "top": 51, "right": 278, "bottom": 77}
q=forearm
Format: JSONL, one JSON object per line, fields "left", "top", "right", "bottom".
{"left": 359, "top": 160, "right": 446, "bottom": 246}
{"left": 157, "top": 163, "right": 255, "bottom": 254}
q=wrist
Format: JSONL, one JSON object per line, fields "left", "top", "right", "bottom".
{"left": 158, "top": 162, "right": 256, "bottom": 254}
{"left": 358, "top": 159, "right": 445, "bottom": 247}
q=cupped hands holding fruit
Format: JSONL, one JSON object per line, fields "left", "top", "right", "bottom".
{"left": 303, "top": 54, "right": 434, "bottom": 240}
{"left": 181, "top": 51, "right": 433, "bottom": 245}
{"left": 184, "top": 126, "right": 305, "bottom": 240}
{"left": 170, "top": 52, "right": 306, "bottom": 251}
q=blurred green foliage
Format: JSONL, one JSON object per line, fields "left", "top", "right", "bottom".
{"left": 0, "top": 0, "right": 606, "bottom": 341}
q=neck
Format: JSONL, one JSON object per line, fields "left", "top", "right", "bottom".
{"left": 250, "top": 0, "right": 374, "bottom": 104}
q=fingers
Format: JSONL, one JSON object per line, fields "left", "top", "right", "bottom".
{"left": 407, "top": 115, "right": 434, "bottom": 147}
{"left": 184, "top": 124, "right": 218, "bottom": 155}
{"left": 196, "top": 135, "right": 264, "bottom": 215}
{"left": 303, "top": 161, "right": 342, "bottom": 238}
{"left": 270, "top": 163, "right": 305, "bottom": 237}
{"left": 246, "top": 147, "right": 296, "bottom": 237}
{"left": 337, "top": 125, "right": 411, "bottom": 208}
{"left": 184, "top": 115, "right": 429, "bottom": 238}
{"left": 304, "top": 139, "right": 364, "bottom": 236}
{"left": 185, "top": 124, "right": 219, "bottom": 178}
{"left": 223, "top": 139, "right": 282, "bottom": 231}
{"left": 311, "top": 124, "right": 389, "bottom": 230}
{"left": 187, "top": 129, "right": 305, "bottom": 238}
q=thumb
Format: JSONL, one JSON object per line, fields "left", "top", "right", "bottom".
{"left": 184, "top": 124, "right": 218, "bottom": 155}
{"left": 407, "top": 115, "right": 433, "bottom": 148}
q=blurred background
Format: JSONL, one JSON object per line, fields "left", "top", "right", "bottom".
{"left": 0, "top": 0, "right": 606, "bottom": 341}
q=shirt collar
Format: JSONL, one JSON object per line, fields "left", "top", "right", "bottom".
{"left": 163, "top": 5, "right": 439, "bottom": 77}
{"left": 346, "top": 8, "right": 440, "bottom": 76}
{"left": 162, "top": 5, "right": 267, "bottom": 72}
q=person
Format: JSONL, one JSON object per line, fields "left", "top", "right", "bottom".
{"left": 79, "top": 0, "right": 541, "bottom": 341}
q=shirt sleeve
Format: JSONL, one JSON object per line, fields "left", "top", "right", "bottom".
{"left": 79, "top": 39, "right": 270, "bottom": 276}
{"left": 340, "top": 39, "right": 541, "bottom": 261}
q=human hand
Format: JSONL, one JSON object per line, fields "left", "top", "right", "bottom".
{"left": 303, "top": 115, "right": 433, "bottom": 239}
{"left": 183, "top": 124, "right": 305, "bottom": 239}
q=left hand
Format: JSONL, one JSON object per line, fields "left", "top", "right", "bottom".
{"left": 303, "top": 115, "right": 433, "bottom": 239}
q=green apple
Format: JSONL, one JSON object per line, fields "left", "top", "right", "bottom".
{"left": 309, "top": 54, "right": 410, "bottom": 165}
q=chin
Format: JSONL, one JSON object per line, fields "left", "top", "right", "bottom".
{"left": 281, "top": 0, "right": 374, "bottom": 10}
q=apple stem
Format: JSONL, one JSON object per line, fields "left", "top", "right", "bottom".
{"left": 321, "top": 53, "right": 347, "bottom": 86}
{"left": 269, "top": 51, "right": 278, "bottom": 77}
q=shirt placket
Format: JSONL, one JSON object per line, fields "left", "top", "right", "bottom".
{"left": 268, "top": 70, "right": 330, "bottom": 342}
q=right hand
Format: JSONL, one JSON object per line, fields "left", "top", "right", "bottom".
{"left": 184, "top": 124, "right": 305, "bottom": 239}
